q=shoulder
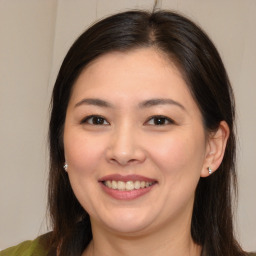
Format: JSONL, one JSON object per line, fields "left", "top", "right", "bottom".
{"left": 248, "top": 253, "right": 256, "bottom": 256}
{"left": 0, "top": 232, "right": 52, "bottom": 256}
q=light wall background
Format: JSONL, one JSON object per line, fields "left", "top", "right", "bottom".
{"left": 0, "top": 0, "right": 255, "bottom": 251}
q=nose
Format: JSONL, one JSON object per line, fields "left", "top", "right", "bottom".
{"left": 105, "top": 125, "right": 146, "bottom": 166}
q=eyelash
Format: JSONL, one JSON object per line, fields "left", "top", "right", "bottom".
{"left": 145, "top": 115, "right": 175, "bottom": 126}
{"left": 81, "top": 115, "right": 110, "bottom": 125}
{"left": 80, "top": 115, "right": 175, "bottom": 126}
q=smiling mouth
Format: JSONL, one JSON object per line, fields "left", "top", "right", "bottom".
{"left": 103, "top": 180, "right": 156, "bottom": 191}
{"left": 99, "top": 174, "right": 157, "bottom": 199}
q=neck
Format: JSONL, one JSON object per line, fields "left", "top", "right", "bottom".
{"left": 82, "top": 218, "right": 201, "bottom": 256}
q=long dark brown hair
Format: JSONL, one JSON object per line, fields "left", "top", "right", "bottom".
{"left": 48, "top": 10, "right": 246, "bottom": 256}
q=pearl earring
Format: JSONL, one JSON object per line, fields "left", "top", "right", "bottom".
{"left": 208, "top": 167, "right": 212, "bottom": 175}
{"left": 63, "top": 163, "right": 68, "bottom": 172}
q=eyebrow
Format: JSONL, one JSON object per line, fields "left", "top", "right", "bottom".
{"left": 74, "top": 98, "right": 185, "bottom": 111}
{"left": 139, "top": 98, "right": 185, "bottom": 110}
{"left": 74, "top": 98, "right": 113, "bottom": 108}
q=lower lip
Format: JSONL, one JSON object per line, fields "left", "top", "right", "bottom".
{"left": 100, "top": 182, "right": 156, "bottom": 200}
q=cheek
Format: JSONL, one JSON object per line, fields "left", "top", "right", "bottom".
{"left": 147, "top": 132, "right": 205, "bottom": 178}
{"left": 148, "top": 133, "right": 206, "bottom": 214}
{"left": 64, "top": 130, "right": 105, "bottom": 175}
{"left": 63, "top": 130, "right": 105, "bottom": 214}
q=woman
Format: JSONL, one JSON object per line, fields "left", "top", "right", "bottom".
{"left": 1, "top": 10, "right": 255, "bottom": 256}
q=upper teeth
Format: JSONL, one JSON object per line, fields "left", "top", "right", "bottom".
{"left": 104, "top": 180, "right": 154, "bottom": 191}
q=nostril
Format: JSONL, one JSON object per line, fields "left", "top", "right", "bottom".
{"left": 109, "top": 157, "right": 138, "bottom": 166}
{"left": 106, "top": 145, "right": 146, "bottom": 166}
{"left": 127, "top": 158, "right": 138, "bottom": 163}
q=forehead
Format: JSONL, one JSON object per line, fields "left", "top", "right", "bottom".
{"left": 86, "top": 47, "right": 174, "bottom": 72}
{"left": 70, "top": 48, "right": 190, "bottom": 99}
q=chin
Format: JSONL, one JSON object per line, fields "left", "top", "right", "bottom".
{"left": 97, "top": 210, "right": 156, "bottom": 235}
{"left": 106, "top": 221, "right": 151, "bottom": 235}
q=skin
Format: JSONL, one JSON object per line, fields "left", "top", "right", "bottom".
{"left": 63, "top": 48, "right": 229, "bottom": 256}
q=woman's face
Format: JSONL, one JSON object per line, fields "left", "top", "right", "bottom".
{"left": 64, "top": 48, "right": 211, "bottom": 235}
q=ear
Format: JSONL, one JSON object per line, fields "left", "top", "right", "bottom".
{"left": 201, "top": 121, "right": 230, "bottom": 177}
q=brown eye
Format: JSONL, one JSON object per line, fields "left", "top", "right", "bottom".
{"left": 146, "top": 116, "right": 174, "bottom": 126}
{"left": 81, "top": 115, "right": 109, "bottom": 125}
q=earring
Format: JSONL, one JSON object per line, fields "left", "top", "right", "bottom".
{"left": 63, "top": 163, "right": 68, "bottom": 172}
{"left": 208, "top": 167, "right": 212, "bottom": 175}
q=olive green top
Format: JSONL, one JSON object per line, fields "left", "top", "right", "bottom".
{"left": 1, "top": 234, "right": 255, "bottom": 256}
{"left": 0, "top": 233, "right": 50, "bottom": 256}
